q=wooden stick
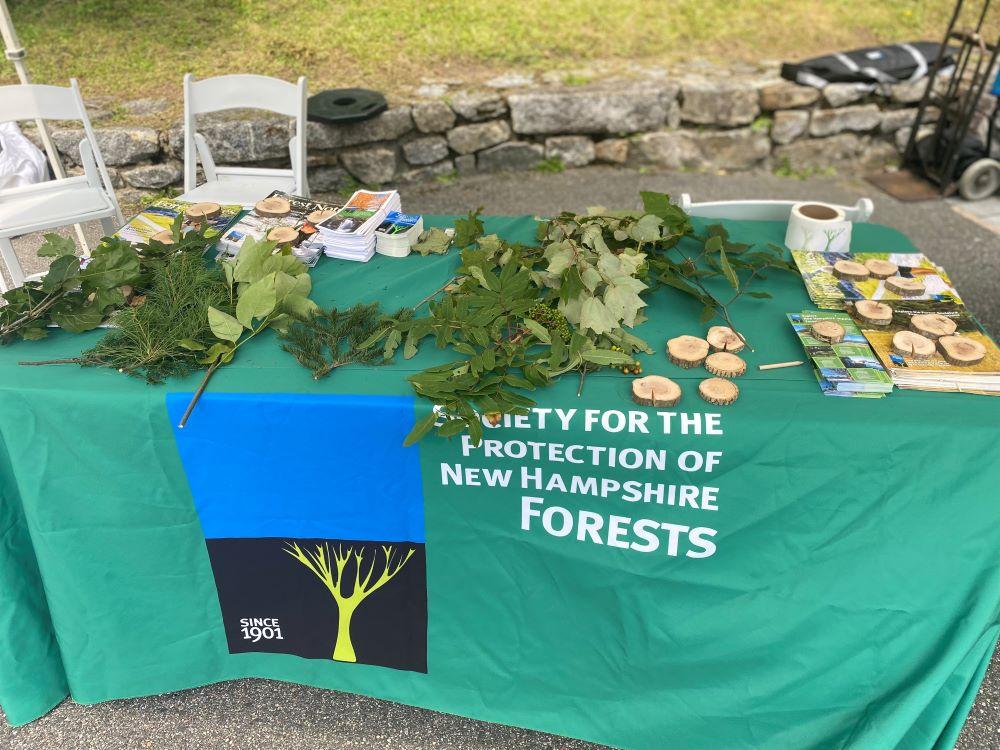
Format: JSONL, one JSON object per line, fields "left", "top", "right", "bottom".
{"left": 178, "top": 362, "right": 219, "bottom": 428}
{"left": 18, "top": 357, "right": 83, "bottom": 366}
{"left": 757, "top": 360, "right": 805, "bottom": 371}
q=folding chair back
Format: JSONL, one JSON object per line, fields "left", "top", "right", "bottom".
{"left": 678, "top": 194, "right": 875, "bottom": 224}
{"left": 0, "top": 80, "right": 123, "bottom": 292}
{"left": 183, "top": 73, "right": 309, "bottom": 198}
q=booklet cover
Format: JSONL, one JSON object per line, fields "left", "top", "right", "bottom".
{"left": 792, "top": 250, "right": 963, "bottom": 309}
{"left": 846, "top": 300, "right": 1000, "bottom": 394}
{"left": 115, "top": 198, "right": 241, "bottom": 244}
{"left": 788, "top": 310, "right": 893, "bottom": 397}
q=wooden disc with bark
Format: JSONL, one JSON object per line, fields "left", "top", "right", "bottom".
{"left": 267, "top": 226, "right": 299, "bottom": 245}
{"left": 184, "top": 202, "right": 221, "bottom": 223}
{"left": 307, "top": 208, "right": 337, "bottom": 224}
{"left": 667, "top": 335, "right": 709, "bottom": 368}
{"left": 892, "top": 330, "right": 936, "bottom": 358}
{"left": 151, "top": 229, "right": 174, "bottom": 245}
{"left": 864, "top": 258, "right": 898, "bottom": 279}
{"left": 255, "top": 196, "right": 292, "bottom": 218}
{"left": 706, "top": 325, "right": 745, "bottom": 353}
{"left": 853, "top": 300, "right": 892, "bottom": 326}
{"left": 937, "top": 335, "right": 987, "bottom": 366}
{"left": 704, "top": 352, "right": 746, "bottom": 378}
{"left": 631, "top": 376, "right": 682, "bottom": 407}
{"left": 698, "top": 378, "right": 739, "bottom": 406}
{"left": 810, "top": 319, "right": 846, "bottom": 343}
{"left": 833, "top": 260, "right": 869, "bottom": 281}
{"left": 885, "top": 276, "right": 925, "bottom": 297}
{"left": 910, "top": 313, "right": 956, "bottom": 340}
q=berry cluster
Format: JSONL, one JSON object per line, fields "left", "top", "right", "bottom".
{"left": 528, "top": 302, "right": 572, "bottom": 341}
{"left": 611, "top": 345, "right": 643, "bottom": 375}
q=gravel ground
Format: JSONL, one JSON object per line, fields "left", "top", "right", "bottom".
{"left": 2, "top": 166, "right": 998, "bottom": 750}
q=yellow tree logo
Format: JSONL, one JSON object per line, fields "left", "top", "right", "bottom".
{"left": 285, "top": 542, "right": 415, "bottom": 663}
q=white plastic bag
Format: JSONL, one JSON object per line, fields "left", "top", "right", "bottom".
{"left": 0, "top": 121, "right": 48, "bottom": 190}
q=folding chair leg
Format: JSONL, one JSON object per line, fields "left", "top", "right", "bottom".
{"left": 0, "top": 237, "right": 25, "bottom": 291}
{"left": 99, "top": 215, "right": 117, "bottom": 242}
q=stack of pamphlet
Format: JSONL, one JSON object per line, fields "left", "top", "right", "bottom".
{"left": 846, "top": 300, "right": 1000, "bottom": 395}
{"left": 115, "top": 198, "right": 240, "bottom": 244}
{"left": 788, "top": 310, "right": 894, "bottom": 398}
{"left": 791, "top": 250, "right": 963, "bottom": 309}
{"left": 374, "top": 212, "right": 424, "bottom": 257}
{"left": 316, "top": 190, "right": 402, "bottom": 262}
{"left": 217, "top": 191, "right": 344, "bottom": 267}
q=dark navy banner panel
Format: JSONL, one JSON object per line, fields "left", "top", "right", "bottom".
{"left": 167, "top": 393, "right": 427, "bottom": 672}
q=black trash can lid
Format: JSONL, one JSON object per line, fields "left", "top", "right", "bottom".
{"left": 308, "top": 88, "right": 388, "bottom": 124}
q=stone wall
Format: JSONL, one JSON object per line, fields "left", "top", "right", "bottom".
{"left": 24, "top": 65, "right": 995, "bottom": 199}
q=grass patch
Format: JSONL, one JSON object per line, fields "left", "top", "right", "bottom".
{"left": 1, "top": 0, "right": 988, "bottom": 115}
{"left": 535, "top": 157, "right": 565, "bottom": 174}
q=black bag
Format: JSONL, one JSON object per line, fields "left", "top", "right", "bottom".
{"left": 781, "top": 42, "right": 956, "bottom": 88}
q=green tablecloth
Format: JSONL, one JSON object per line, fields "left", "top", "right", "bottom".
{"left": 0, "top": 216, "right": 997, "bottom": 750}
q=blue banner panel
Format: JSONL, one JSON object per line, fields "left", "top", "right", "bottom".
{"left": 166, "top": 393, "right": 425, "bottom": 542}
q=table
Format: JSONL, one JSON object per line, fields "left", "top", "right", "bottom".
{"left": 1, "top": 216, "right": 998, "bottom": 750}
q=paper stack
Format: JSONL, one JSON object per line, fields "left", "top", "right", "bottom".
{"left": 791, "top": 250, "right": 963, "bottom": 310}
{"left": 317, "top": 190, "right": 402, "bottom": 262}
{"left": 115, "top": 198, "right": 241, "bottom": 244}
{"left": 375, "top": 212, "right": 424, "bottom": 258}
{"left": 847, "top": 300, "right": 1000, "bottom": 395}
{"left": 788, "top": 310, "right": 894, "bottom": 398}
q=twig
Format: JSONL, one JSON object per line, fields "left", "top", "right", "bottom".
{"left": 577, "top": 365, "right": 588, "bottom": 397}
{"left": 412, "top": 275, "right": 460, "bottom": 311}
{"left": 18, "top": 357, "right": 83, "bottom": 366}
{"left": 758, "top": 360, "right": 804, "bottom": 371}
{"left": 178, "top": 361, "right": 219, "bottom": 428}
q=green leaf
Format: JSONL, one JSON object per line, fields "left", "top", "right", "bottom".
{"left": 233, "top": 237, "right": 276, "bottom": 283}
{"left": 235, "top": 276, "right": 278, "bottom": 327}
{"left": 207, "top": 306, "right": 244, "bottom": 342}
{"left": 403, "top": 410, "right": 439, "bottom": 446}
{"left": 579, "top": 297, "right": 615, "bottom": 336}
{"left": 719, "top": 245, "right": 739, "bottom": 290}
{"left": 413, "top": 228, "right": 453, "bottom": 255}
{"left": 522, "top": 318, "right": 551, "bottom": 343}
{"left": 629, "top": 213, "right": 663, "bottom": 243}
{"left": 40, "top": 254, "right": 81, "bottom": 293}
{"left": 49, "top": 301, "right": 106, "bottom": 333}
{"left": 581, "top": 349, "right": 635, "bottom": 366}
{"left": 37, "top": 233, "right": 77, "bottom": 257}
{"left": 699, "top": 305, "right": 716, "bottom": 324}
{"left": 436, "top": 418, "right": 468, "bottom": 438}
{"left": 198, "top": 341, "right": 235, "bottom": 365}
{"left": 178, "top": 339, "right": 206, "bottom": 351}
{"left": 452, "top": 209, "right": 484, "bottom": 248}
{"left": 79, "top": 246, "right": 141, "bottom": 290}
{"left": 746, "top": 291, "right": 772, "bottom": 299}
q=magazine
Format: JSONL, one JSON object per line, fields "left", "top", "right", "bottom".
{"left": 847, "top": 300, "right": 1000, "bottom": 395}
{"left": 115, "top": 198, "right": 241, "bottom": 244}
{"left": 316, "top": 190, "right": 402, "bottom": 262}
{"left": 792, "top": 250, "right": 963, "bottom": 309}
{"left": 788, "top": 310, "right": 893, "bottom": 397}
{"left": 217, "top": 191, "right": 345, "bottom": 266}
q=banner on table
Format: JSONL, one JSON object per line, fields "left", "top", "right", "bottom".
{"left": 168, "top": 393, "right": 427, "bottom": 672}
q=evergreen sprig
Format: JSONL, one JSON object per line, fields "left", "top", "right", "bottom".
{"left": 279, "top": 302, "right": 413, "bottom": 379}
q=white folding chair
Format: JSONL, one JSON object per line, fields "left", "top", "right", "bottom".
{"left": 0, "top": 79, "right": 123, "bottom": 292}
{"left": 678, "top": 194, "right": 875, "bottom": 223}
{"left": 182, "top": 73, "right": 309, "bottom": 207}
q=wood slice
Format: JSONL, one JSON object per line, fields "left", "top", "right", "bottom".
{"left": 937, "top": 335, "right": 986, "bottom": 366}
{"left": 706, "top": 325, "right": 745, "bottom": 353}
{"left": 267, "top": 226, "right": 300, "bottom": 245}
{"left": 910, "top": 313, "right": 957, "bottom": 340}
{"left": 698, "top": 377, "right": 739, "bottom": 406}
{"left": 184, "top": 202, "right": 222, "bottom": 223}
{"left": 885, "top": 275, "right": 925, "bottom": 297}
{"left": 810, "top": 319, "right": 846, "bottom": 344}
{"left": 892, "top": 330, "right": 936, "bottom": 358}
{"left": 864, "top": 258, "right": 898, "bottom": 279}
{"left": 832, "top": 259, "right": 869, "bottom": 281}
{"left": 307, "top": 208, "right": 337, "bottom": 224}
{"left": 255, "top": 196, "right": 292, "bottom": 218}
{"left": 666, "top": 335, "right": 709, "bottom": 368}
{"left": 853, "top": 300, "right": 892, "bottom": 326}
{"left": 631, "top": 376, "right": 682, "bottom": 407}
{"left": 151, "top": 229, "right": 174, "bottom": 245}
{"left": 704, "top": 352, "right": 746, "bottom": 378}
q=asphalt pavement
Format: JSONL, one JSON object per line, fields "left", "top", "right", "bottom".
{"left": 1, "top": 166, "right": 998, "bottom": 750}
